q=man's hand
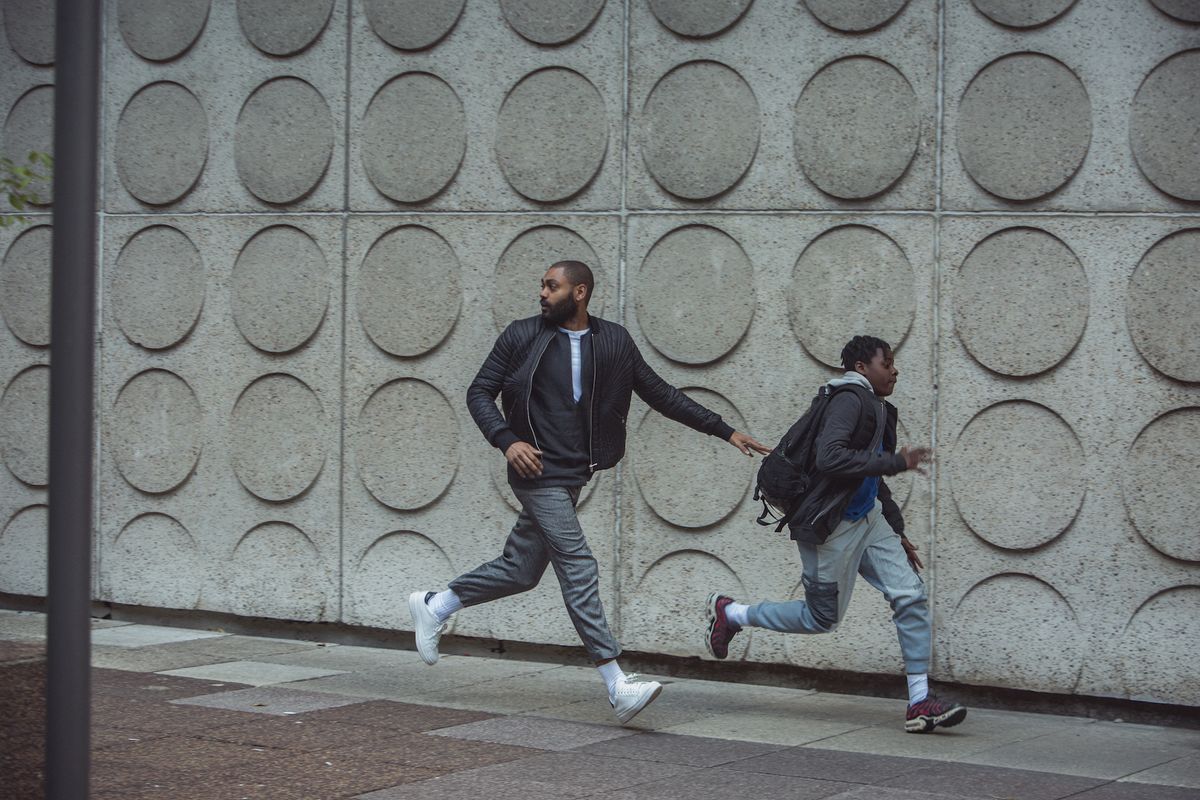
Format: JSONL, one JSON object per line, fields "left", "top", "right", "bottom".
{"left": 728, "top": 431, "right": 772, "bottom": 457}
{"left": 505, "top": 441, "right": 543, "bottom": 479}
{"left": 899, "top": 446, "right": 932, "bottom": 475}
{"left": 901, "top": 536, "right": 923, "bottom": 572}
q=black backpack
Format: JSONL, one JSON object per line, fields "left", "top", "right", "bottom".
{"left": 753, "top": 383, "right": 866, "bottom": 532}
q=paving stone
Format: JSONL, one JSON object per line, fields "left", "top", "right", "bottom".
{"left": 1122, "top": 753, "right": 1200, "bottom": 790}
{"left": 93, "top": 666, "right": 252, "bottom": 699}
{"left": 601, "top": 767, "right": 855, "bottom": 800}
{"left": 257, "top": 643, "right": 426, "bottom": 671}
{"left": 448, "top": 751, "right": 696, "bottom": 795}
{"left": 158, "top": 659, "right": 347, "bottom": 686}
{"left": 1069, "top": 784, "right": 1200, "bottom": 800}
{"left": 576, "top": 730, "right": 787, "bottom": 767}
{"left": 172, "top": 685, "right": 368, "bottom": 716}
{"left": 821, "top": 787, "right": 980, "bottom": 800}
{"left": 92, "top": 697, "right": 259, "bottom": 735}
{"left": 409, "top": 664, "right": 601, "bottom": 713}
{"left": 723, "top": 745, "right": 930, "bottom": 783}
{"left": 211, "top": 750, "right": 441, "bottom": 798}
{"left": 0, "top": 660, "right": 45, "bottom": 747}
{"left": 337, "top": 731, "right": 540, "bottom": 771}
{"left": 0, "top": 739, "right": 43, "bottom": 800}
{"left": 355, "top": 771, "right": 577, "bottom": 800}
{"left": 90, "top": 624, "right": 229, "bottom": 648}
{"left": 199, "top": 716, "right": 392, "bottom": 752}
{"left": 302, "top": 699, "right": 496, "bottom": 733}
{"left": 430, "top": 714, "right": 635, "bottom": 751}
{"left": 526, "top": 694, "right": 714, "bottom": 730}
{"left": 90, "top": 726, "right": 173, "bottom": 751}
{"left": 285, "top": 656, "right": 557, "bottom": 701}
{"left": 0, "top": 611, "right": 46, "bottom": 640}
{"left": 0, "top": 639, "right": 44, "bottom": 662}
{"left": 92, "top": 634, "right": 321, "bottom": 672}
{"left": 880, "top": 761, "right": 1106, "bottom": 799}
{"left": 658, "top": 710, "right": 869, "bottom": 746}
{"left": 957, "top": 726, "right": 1194, "bottom": 780}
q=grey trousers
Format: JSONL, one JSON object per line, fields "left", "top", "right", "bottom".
{"left": 449, "top": 485, "right": 621, "bottom": 662}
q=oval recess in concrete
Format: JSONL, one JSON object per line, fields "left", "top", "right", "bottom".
{"left": 112, "top": 225, "right": 205, "bottom": 351}
{"left": 118, "top": 0, "right": 210, "bottom": 61}
{"left": 238, "top": 0, "right": 334, "bottom": 56}
{"left": 629, "top": 550, "right": 749, "bottom": 658}
{"left": 492, "top": 225, "right": 602, "bottom": 331}
{"left": 0, "top": 225, "right": 51, "bottom": 347}
{"left": 110, "top": 369, "right": 203, "bottom": 495}
{"left": 1149, "top": 0, "right": 1200, "bottom": 23}
{"left": 2, "top": 85, "right": 54, "bottom": 205}
{"left": 1131, "top": 50, "right": 1200, "bottom": 202}
{"left": 1125, "top": 408, "right": 1200, "bottom": 562}
{"left": 957, "top": 53, "right": 1091, "bottom": 201}
{"left": 947, "top": 574, "right": 1084, "bottom": 693}
{"left": 802, "top": 0, "right": 908, "bottom": 32}
{"left": 115, "top": 82, "right": 209, "bottom": 206}
{"left": 789, "top": 225, "right": 915, "bottom": 368}
{"left": 495, "top": 68, "right": 608, "bottom": 203}
{"left": 235, "top": 77, "right": 334, "bottom": 204}
{"left": 633, "top": 225, "right": 754, "bottom": 365}
{"left": 501, "top": 0, "right": 606, "bottom": 45}
{"left": 354, "top": 379, "right": 459, "bottom": 510}
{"left": 954, "top": 227, "right": 1089, "bottom": 377}
{"left": 358, "top": 226, "right": 461, "bottom": 357}
{"left": 641, "top": 61, "right": 760, "bottom": 200}
{"left": 364, "top": 0, "right": 465, "bottom": 50}
{"left": 228, "top": 523, "right": 328, "bottom": 620}
{"left": 1121, "top": 588, "right": 1200, "bottom": 705}
{"left": 950, "top": 401, "right": 1085, "bottom": 550}
{"left": 232, "top": 225, "right": 329, "bottom": 354}
{"left": 362, "top": 73, "right": 466, "bottom": 204}
{"left": 491, "top": 454, "right": 598, "bottom": 513}
{"left": 794, "top": 57, "right": 919, "bottom": 200}
{"left": 0, "top": 366, "right": 48, "bottom": 486}
{"left": 108, "top": 513, "right": 202, "bottom": 609}
{"left": 1127, "top": 228, "right": 1200, "bottom": 382}
{"left": 969, "top": 0, "right": 1076, "bottom": 28}
{"left": 647, "top": 0, "right": 753, "bottom": 38}
{"left": 632, "top": 388, "right": 750, "bottom": 528}
{"left": 350, "top": 531, "right": 458, "bottom": 630}
{"left": 230, "top": 373, "right": 327, "bottom": 502}
{"left": 3, "top": 0, "right": 55, "bottom": 64}
{"left": 0, "top": 506, "right": 47, "bottom": 596}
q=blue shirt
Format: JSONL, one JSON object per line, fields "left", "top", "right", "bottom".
{"left": 843, "top": 443, "right": 883, "bottom": 521}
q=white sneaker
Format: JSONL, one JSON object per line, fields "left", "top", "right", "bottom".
{"left": 609, "top": 674, "right": 663, "bottom": 724}
{"left": 408, "top": 590, "right": 445, "bottom": 665}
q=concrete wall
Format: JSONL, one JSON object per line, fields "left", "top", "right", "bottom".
{"left": 1, "top": 0, "right": 1198, "bottom": 706}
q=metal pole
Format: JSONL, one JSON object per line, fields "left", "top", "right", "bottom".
{"left": 46, "top": 1, "right": 100, "bottom": 798}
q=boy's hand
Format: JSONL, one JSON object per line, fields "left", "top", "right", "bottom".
{"left": 505, "top": 441, "right": 543, "bottom": 478}
{"left": 899, "top": 446, "right": 932, "bottom": 475}
{"left": 729, "top": 431, "right": 772, "bottom": 457}
{"left": 901, "top": 536, "right": 923, "bottom": 572}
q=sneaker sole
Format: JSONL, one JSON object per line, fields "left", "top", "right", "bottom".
{"left": 407, "top": 591, "right": 439, "bottom": 666}
{"left": 703, "top": 592, "right": 724, "bottom": 660}
{"left": 616, "top": 683, "right": 663, "bottom": 725}
{"left": 905, "top": 705, "right": 967, "bottom": 733}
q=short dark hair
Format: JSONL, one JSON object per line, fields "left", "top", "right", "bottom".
{"left": 551, "top": 260, "right": 594, "bottom": 302}
{"left": 841, "top": 335, "right": 891, "bottom": 371}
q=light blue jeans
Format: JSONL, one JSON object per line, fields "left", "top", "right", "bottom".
{"left": 746, "top": 502, "right": 931, "bottom": 674}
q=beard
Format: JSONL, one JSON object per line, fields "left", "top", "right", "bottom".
{"left": 540, "top": 293, "right": 578, "bottom": 326}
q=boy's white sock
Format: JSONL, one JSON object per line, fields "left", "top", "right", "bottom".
{"left": 597, "top": 660, "right": 625, "bottom": 695}
{"left": 725, "top": 602, "right": 750, "bottom": 628}
{"left": 428, "top": 590, "right": 463, "bottom": 624}
{"left": 907, "top": 673, "right": 929, "bottom": 704}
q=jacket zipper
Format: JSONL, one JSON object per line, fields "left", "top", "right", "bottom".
{"left": 524, "top": 332, "right": 553, "bottom": 452}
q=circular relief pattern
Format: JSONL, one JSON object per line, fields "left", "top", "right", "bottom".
{"left": 238, "top": 0, "right": 334, "bottom": 56}
{"left": 1149, "top": 0, "right": 1200, "bottom": 23}
{"left": 957, "top": 53, "right": 1091, "bottom": 201}
{"left": 1131, "top": 50, "right": 1200, "bottom": 202}
{"left": 501, "top": 0, "right": 606, "bottom": 44}
{"left": 795, "top": 57, "right": 919, "bottom": 200}
{"left": 236, "top": 77, "right": 334, "bottom": 204}
{"left": 632, "top": 388, "right": 750, "bottom": 528}
{"left": 354, "top": 379, "right": 459, "bottom": 510}
{"left": 633, "top": 225, "right": 754, "bottom": 364}
{"left": 0, "top": 506, "right": 48, "bottom": 596}
{"left": 1127, "top": 229, "right": 1200, "bottom": 382}
{"left": 230, "top": 374, "right": 326, "bottom": 502}
{"left": 3, "top": 85, "right": 53, "bottom": 205}
{"left": 630, "top": 551, "right": 749, "bottom": 658}
{"left": 232, "top": 225, "right": 329, "bottom": 353}
{"left": 110, "top": 370, "right": 203, "bottom": 495}
{"left": 350, "top": 531, "right": 458, "bottom": 630}
{"left": 112, "top": 225, "right": 205, "bottom": 350}
{"left": 0, "top": 366, "right": 48, "bottom": 485}
{"left": 954, "top": 227, "right": 1089, "bottom": 376}
{"left": 789, "top": 225, "right": 916, "bottom": 368}
{"left": 0, "top": 225, "right": 51, "bottom": 346}
{"left": 802, "top": 0, "right": 908, "bottom": 32}
{"left": 3, "top": 0, "right": 55, "bottom": 64}
{"left": 647, "top": 0, "right": 753, "bottom": 37}
{"left": 359, "top": 226, "right": 461, "bottom": 357}
{"left": 107, "top": 514, "right": 202, "bottom": 609}
{"left": 228, "top": 523, "right": 328, "bottom": 620}
{"left": 118, "top": 0, "right": 210, "bottom": 61}
{"left": 970, "top": 0, "right": 1077, "bottom": 28}
{"left": 947, "top": 574, "right": 1084, "bottom": 692}
{"left": 1121, "top": 588, "right": 1200, "bottom": 705}
{"left": 364, "top": 0, "right": 466, "bottom": 50}
{"left": 496, "top": 68, "right": 608, "bottom": 203}
{"left": 115, "top": 82, "right": 209, "bottom": 206}
{"left": 493, "top": 226, "right": 603, "bottom": 331}
{"left": 362, "top": 73, "right": 466, "bottom": 204}
{"left": 491, "top": 455, "right": 599, "bottom": 513}
{"left": 1125, "top": 408, "right": 1200, "bottom": 561}
{"left": 950, "top": 401, "right": 1085, "bottom": 549}
{"left": 642, "top": 61, "right": 760, "bottom": 201}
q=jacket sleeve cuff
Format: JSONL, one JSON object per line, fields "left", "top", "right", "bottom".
{"left": 493, "top": 429, "right": 521, "bottom": 454}
{"left": 713, "top": 421, "right": 736, "bottom": 441}
{"left": 889, "top": 453, "right": 908, "bottom": 474}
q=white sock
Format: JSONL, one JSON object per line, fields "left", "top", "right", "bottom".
{"left": 427, "top": 590, "right": 463, "bottom": 624}
{"left": 907, "top": 673, "right": 929, "bottom": 704}
{"left": 725, "top": 602, "right": 750, "bottom": 628}
{"left": 597, "top": 660, "right": 625, "bottom": 695}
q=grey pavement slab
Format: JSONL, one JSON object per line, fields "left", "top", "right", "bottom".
{"left": 172, "top": 685, "right": 368, "bottom": 716}
{"left": 158, "top": 660, "right": 347, "bottom": 686}
{"left": 0, "top": 610, "right": 47, "bottom": 639}
{"left": 576, "top": 730, "right": 787, "bottom": 767}
{"left": 1122, "top": 753, "right": 1200, "bottom": 789}
{"left": 821, "top": 787, "right": 980, "bottom": 800}
{"left": 1068, "top": 784, "right": 1200, "bottom": 800}
{"left": 281, "top": 656, "right": 558, "bottom": 700}
{"left": 256, "top": 644, "right": 426, "bottom": 671}
{"left": 723, "top": 745, "right": 929, "bottom": 784}
{"left": 447, "top": 751, "right": 696, "bottom": 796}
{"left": 91, "top": 624, "right": 229, "bottom": 648}
{"left": 600, "top": 767, "right": 853, "bottom": 800}
{"left": 879, "top": 760, "right": 1107, "bottom": 799}
{"left": 92, "top": 634, "right": 322, "bottom": 672}
{"left": 409, "top": 664, "right": 602, "bottom": 713}
{"left": 431, "top": 714, "right": 635, "bottom": 751}
{"left": 525, "top": 695, "right": 716, "bottom": 730}
{"left": 355, "top": 771, "right": 582, "bottom": 800}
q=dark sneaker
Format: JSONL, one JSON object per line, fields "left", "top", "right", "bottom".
{"left": 905, "top": 695, "right": 967, "bottom": 733}
{"left": 704, "top": 593, "right": 741, "bottom": 660}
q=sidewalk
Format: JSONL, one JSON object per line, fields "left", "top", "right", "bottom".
{"left": 1, "top": 609, "right": 1197, "bottom": 800}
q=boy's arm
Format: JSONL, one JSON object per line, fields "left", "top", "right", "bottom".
{"left": 813, "top": 392, "right": 908, "bottom": 478}
{"left": 878, "top": 478, "right": 905, "bottom": 537}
